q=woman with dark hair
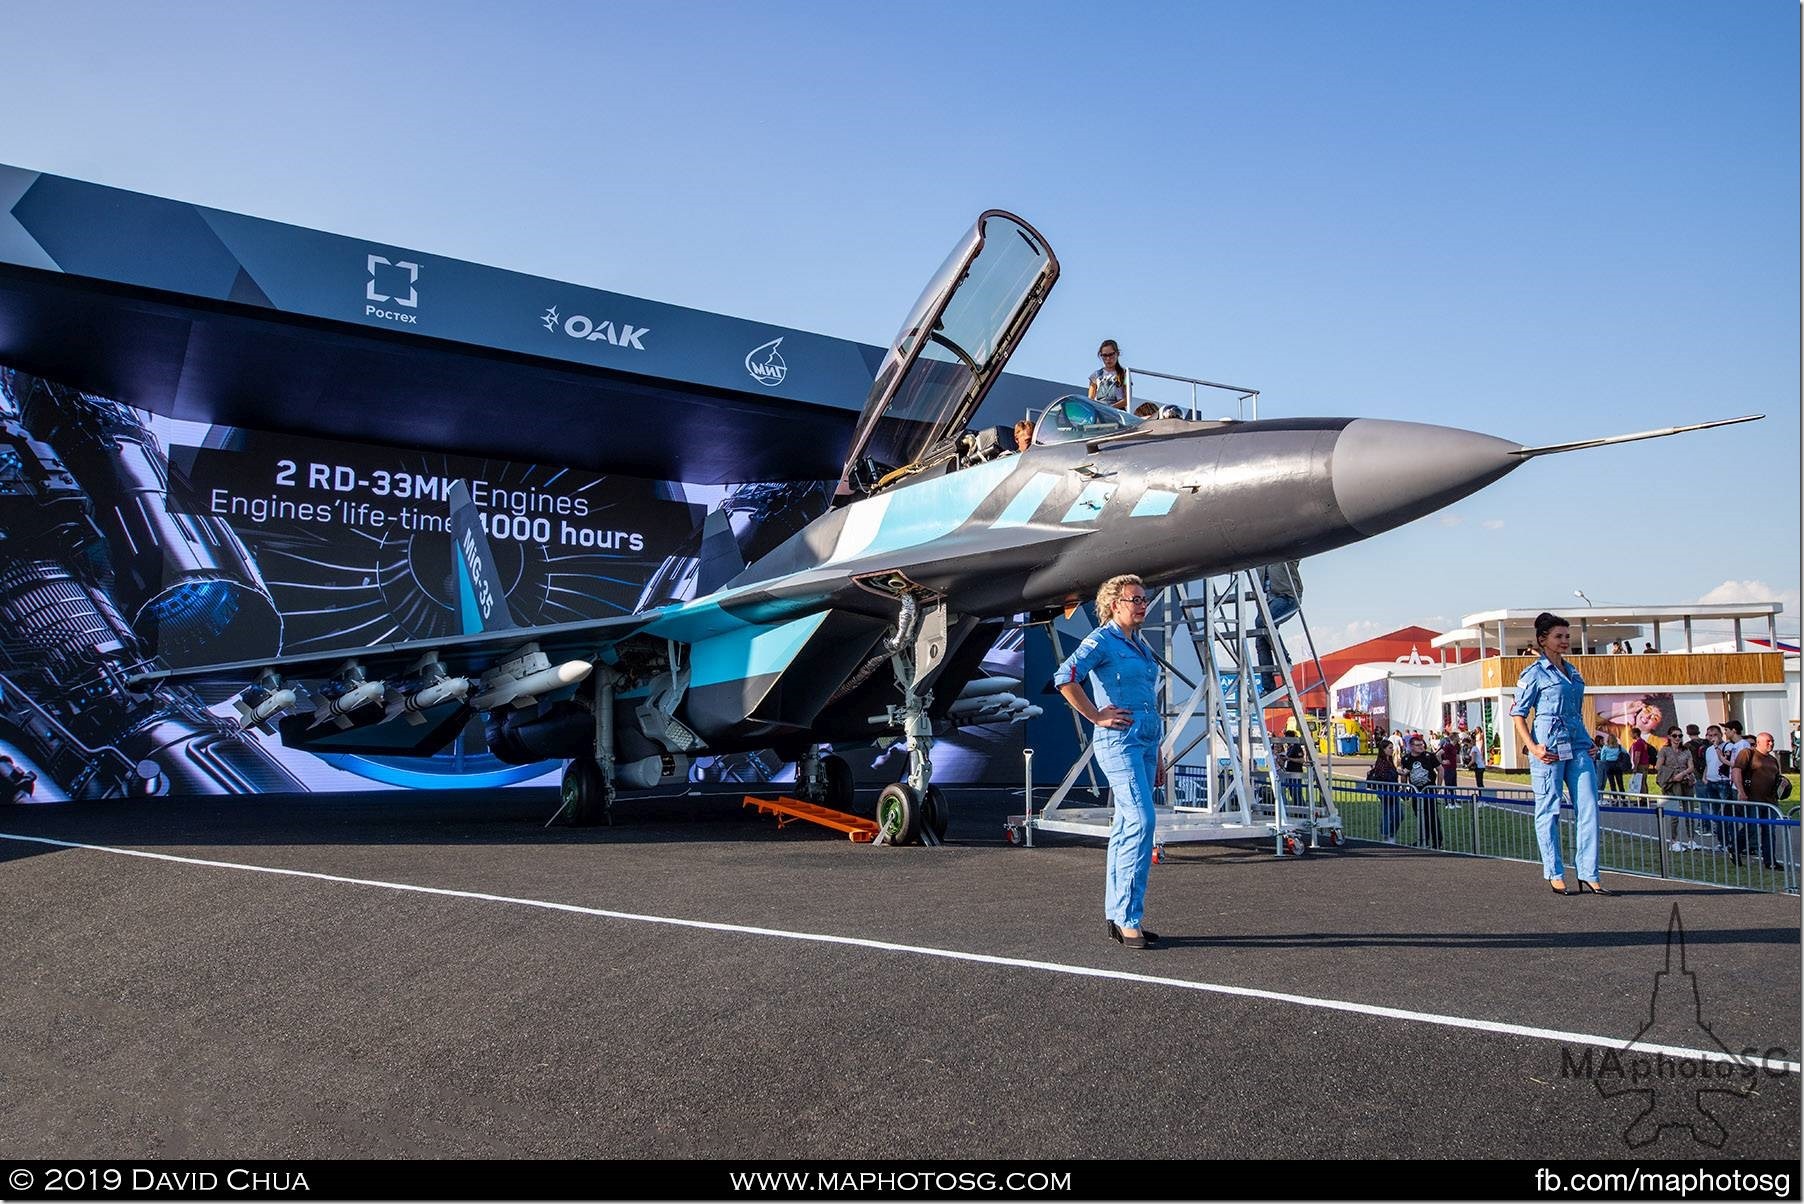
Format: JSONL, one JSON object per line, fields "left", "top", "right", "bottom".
{"left": 1510, "top": 612, "right": 1607, "bottom": 895}
{"left": 1366, "top": 743, "right": 1402, "bottom": 843}
{"left": 1087, "top": 340, "right": 1129, "bottom": 410}
{"left": 1055, "top": 573, "right": 1163, "bottom": 949}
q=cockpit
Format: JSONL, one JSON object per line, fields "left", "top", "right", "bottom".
{"left": 1030, "top": 395, "right": 1144, "bottom": 446}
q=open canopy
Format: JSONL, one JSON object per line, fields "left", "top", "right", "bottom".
{"left": 836, "top": 211, "right": 1058, "bottom": 497}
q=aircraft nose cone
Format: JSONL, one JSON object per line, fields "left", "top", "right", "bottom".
{"left": 1331, "top": 419, "right": 1522, "bottom": 538}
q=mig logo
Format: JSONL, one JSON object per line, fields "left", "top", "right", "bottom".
{"left": 746, "top": 337, "right": 786, "bottom": 387}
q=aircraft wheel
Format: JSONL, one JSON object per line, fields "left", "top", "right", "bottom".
{"left": 822, "top": 754, "right": 855, "bottom": 812}
{"left": 560, "top": 758, "right": 612, "bottom": 827}
{"left": 923, "top": 784, "right": 951, "bottom": 842}
{"left": 875, "top": 782, "right": 924, "bottom": 846}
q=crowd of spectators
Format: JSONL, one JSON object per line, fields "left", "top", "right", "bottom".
{"left": 1356, "top": 718, "right": 1791, "bottom": 870}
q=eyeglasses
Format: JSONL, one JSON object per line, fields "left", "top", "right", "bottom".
{"left": 1118, "top": 595, "right": 1150, "bottom": 607}
{"left": 1100, "top": 352, "right": 1118, "bottom": 359}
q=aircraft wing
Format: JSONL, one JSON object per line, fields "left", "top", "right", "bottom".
{"left": 125, "top": 610, "right": 668, "bottom": 694}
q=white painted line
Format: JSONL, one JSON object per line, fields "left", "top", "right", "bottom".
{"left": 5, "top": 830, "right": 1797, "bottom": 1074}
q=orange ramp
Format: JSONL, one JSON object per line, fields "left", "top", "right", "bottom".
{"left": 743, "top": 795, "right": 879, "bottom": 842}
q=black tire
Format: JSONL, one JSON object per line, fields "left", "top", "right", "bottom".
{"left": 875, "top": 782, "right": 924, "bottom": 846}
{"left": 822, "top": 754, "right": 855, "bottom": 813}
{"left": 924, "top": 784, "right": 950, "bottom": 842}
{"left": 560, "top": 758, "right": 612, "bottom": 826}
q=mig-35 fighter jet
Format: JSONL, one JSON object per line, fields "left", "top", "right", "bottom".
{"left": 130, "top": 211, "right": 1757, "bottom": 841}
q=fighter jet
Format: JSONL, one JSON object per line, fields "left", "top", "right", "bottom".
{"left": 128, "top": 210, "right": 1758, "bottom": 841}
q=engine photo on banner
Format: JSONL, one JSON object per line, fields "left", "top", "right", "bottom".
{"left": 0, "top": 365, "right": 1037, "bottom": 801}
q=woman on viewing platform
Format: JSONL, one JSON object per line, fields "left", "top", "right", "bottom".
{"left": 1055, "top": 574, "right": 1163, "bottom": 950}
{"left": 1087, "top": 340, "right": 1130, "bottom": 410}
{"left": 1511, "top": 612, "right": 1607, "bottom": 896}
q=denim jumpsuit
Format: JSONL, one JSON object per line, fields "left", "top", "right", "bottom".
{"left": 1510, "top": 657, "right": 1599, "bottom": 882}
{"left": 1056, "top": 621, "right": 1161, "bottom": 927}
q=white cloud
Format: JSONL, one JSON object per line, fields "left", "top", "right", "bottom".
{"left": 1437, "top": 515, "right": 1464, "bottom": 527}
{"left": 1481, "top": 518, "right": 1506, "bottom": 530}
{"left": 1696, "top": 579, "right": 1799, "bottom": 608}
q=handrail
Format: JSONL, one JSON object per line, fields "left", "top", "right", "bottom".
{"left": 1125, "top": 367, "right": 1261, "bottom": 421}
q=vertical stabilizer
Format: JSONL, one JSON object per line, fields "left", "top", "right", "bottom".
{"left": 695, "top": 508, "right": 746, "bottom": 597}
{"left": 448, "top": 482, "right": 518, "bottom": 634}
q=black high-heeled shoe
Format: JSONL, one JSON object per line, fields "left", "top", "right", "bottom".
{"left": 1107, "top": 920, "right": 1149, "bottom": 949}
{"left": 1548, "top": 878, "right": 1569, "bottom": 896}
{"left": 1578, "top": 880, "right": 1613, "bottom": 895}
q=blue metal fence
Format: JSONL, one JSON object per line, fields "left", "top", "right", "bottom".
{"left": 1331, "top": 776, "right": 1799, "bottom": 894}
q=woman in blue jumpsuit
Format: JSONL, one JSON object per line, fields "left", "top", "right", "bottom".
{"left": 1055, "top": 574, "right": 1163, "bottom": 948}
{"left": 1510, "top": 612, "right": 1608, "bottom": 895}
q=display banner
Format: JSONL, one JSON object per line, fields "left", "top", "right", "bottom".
{"left": 0, "top": 166, "right": 879, "bottom": 410}
{"left": 166, "top": 434, "right": 698, "bottom": 666}
{"left": 0, "top": 363, "right": 1029, "bottom": 800}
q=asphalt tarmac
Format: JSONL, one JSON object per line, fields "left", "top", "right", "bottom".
{"left": 1, "top": 787, "right": 1797, "bottom": 1162}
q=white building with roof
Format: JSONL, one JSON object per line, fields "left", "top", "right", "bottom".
{"left": 1428, "top": 603, "right": 1795, "bottom": 769}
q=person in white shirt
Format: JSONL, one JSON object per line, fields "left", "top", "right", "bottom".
{"left": 1720, "top": 722, "right": 1751, "bottom": 775}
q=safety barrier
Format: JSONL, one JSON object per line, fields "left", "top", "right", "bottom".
{"left": 1170, "top": 763, "right": 1331, "bottom": 821}
{"left": 1331, "top": 776, "right": 1800, "bottom": 894}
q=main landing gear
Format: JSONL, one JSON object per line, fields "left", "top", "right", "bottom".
{"left": 795, "top": 745, "right": 855, "bottom": 812}
{"left": 559, "top": 756, "right": 614, "bottom": 826}
{"left": 549, "top": 667, "right": 618, "bottom": 827}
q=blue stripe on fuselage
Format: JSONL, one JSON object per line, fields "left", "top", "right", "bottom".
{"left": 690, "top": 611, "right": 831, "bottom": 688}
{"left": 826, "top": 456, "right": 1018, "bottom": 566}
{"left": 1062, "top": 480, "right": 1118, "bottom": 523}
{"left": 1131, "top": 489, "right": 1178, "bottom": 517}
{"left": 994, "top": 472, "right": 1060, "bottom": 528}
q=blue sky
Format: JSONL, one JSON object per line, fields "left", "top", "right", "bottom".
{"left": 4, "top": 0, "right": 1797, "bottom": 650}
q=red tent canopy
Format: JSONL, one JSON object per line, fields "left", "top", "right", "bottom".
{"left": 1268, "top": 625, "right": 1479, "bottom": 727}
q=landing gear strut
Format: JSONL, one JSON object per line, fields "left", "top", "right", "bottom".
{"left": 873, "top": 597, "right": 969, "bottom": 846}
{"left": 548, "top": 667, "right": 618, "bottom": 827}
